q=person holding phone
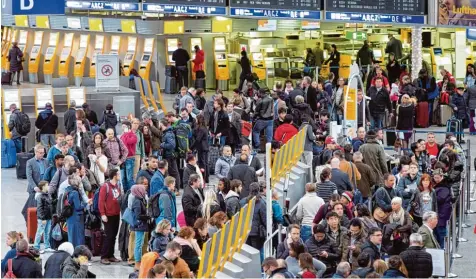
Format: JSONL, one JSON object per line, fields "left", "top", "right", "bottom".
{"left": 62, "top": 245, "right": 94, "bottom": 278}
{"left": 305, "top": 224, "right": 340, "bottom": 277}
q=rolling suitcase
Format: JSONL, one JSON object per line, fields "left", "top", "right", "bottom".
{"left": 1, "top": 139, "right": 17, "bottom": 168}
{"left": 194, "top": 78, "right": 206, "bottom": 90}
{"left": 437, "top": 104, "right": 453, "bottom": 126}
{"left": 1, "top": 71, "right": 12, "bottom": 85}
{"left": 16, "top": 152, "right": 34, "bottom": 179}
{"left": 447, "top": 117, "right": 463, "bottom": 143}
{"left": 165, "top": 65, "right": 176, "bottom": 77}
{"left": 165, "top": 76, "right": 176, "bottom": 94}
{"left": 416, "top": 101, "right": 429, "bottom": 128}
{"left": 208, "top": 145, "right": 220, "bottom": 175}
{"left": 27, "top": 207, "right": 38, "bottom": 243}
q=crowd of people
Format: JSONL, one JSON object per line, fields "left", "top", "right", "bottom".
{"left": 2, "top": 52, "right": 469, "bottom": 279}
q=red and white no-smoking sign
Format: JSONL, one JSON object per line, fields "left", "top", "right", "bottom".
{"left": 96, "top": 54, "right": 120, "bottom": 89}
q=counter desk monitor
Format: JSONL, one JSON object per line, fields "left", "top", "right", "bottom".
{"left": 213, "top": 37, "right": 229, "bottom": 91}
{"left": 17, "top": 30, "right": 29, "bottom": 82}
{"left": 431, "top": 47, "right": 453, "bottom": 77}
{"left": 43, "top": 32, "right": 60, "bottom": 85}
{"left": 123, "top": 36, "right": 137, "bottom": 76}
{"left": 58, "top": 33, "right": 75, "bottom": 78}
{"left": 28, "top": 31, "right": 44, "bottom": 83}
{"left": 190, "top": 37, "right": 204, "bottom": 81}
{"left": 73, "top": 34, "right": 91, "bottom": 86}
{"left": 251, "top": 51, "right": 266, "bottom": 81}
{"left": 165, "top": 38, "right": 178, "bottom": 66}
{"left": 1, "top": 88, "right": 21, "bottom": 139}
{"left": 110, "top": 35, "right": 121, "bottom": 55}
{"left": 90, "top": 35, "right": 105, "bottom": 78}
{"left": 139, "top": 38, "right": 155, "bottom": 80}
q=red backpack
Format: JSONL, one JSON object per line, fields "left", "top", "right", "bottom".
{"left": 4, "top": 259, "right": 16, "bottom": 278}
{"left": 440, "top": 92, "right": 450, "bottom": 105}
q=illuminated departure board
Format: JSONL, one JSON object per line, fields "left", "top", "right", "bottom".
{"left": 325, "top": 0, "right": 425, "bottom": 15}
{"left": 230, "top": 0, "right": 319, "bottom": 11}
{"left": 143, "top": 0, "right": 226, "bottom": 6}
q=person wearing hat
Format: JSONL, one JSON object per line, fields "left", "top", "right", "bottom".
{"left": 340, "top": 191, "right": 354, "bottom": 214}
{"left": 35, "top": 102, "right": 59, "bottom": 150}
{"left": 44, "top": 242, "right": 74, "bottom": 278}
{"left": 449, "top": 85, "right": 469, "bottom": 138}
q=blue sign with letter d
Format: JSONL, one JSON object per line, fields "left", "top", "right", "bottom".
{"left": 2, "top": 0, "right": 65, "bottom": 15}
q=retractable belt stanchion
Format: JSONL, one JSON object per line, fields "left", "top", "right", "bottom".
{"left": 452, "top": 198, "right": 462, "bottom": 259}
{"left": 466, "top": 139, "right": 476, "bottom": 213}
{"left": 458, "top": 178, "right": 468, "bottom": 242}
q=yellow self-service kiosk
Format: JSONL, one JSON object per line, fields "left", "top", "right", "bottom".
{"left": 139, "top": 38, "right": 154, "bottom": 80}
{"left": 73, "top": 34, "right": 90, "bottom": 85}
{"left": 1, "top": 29, "right": 13, "bottom": 72}
{"left": 430, "top": 47, "right": 453, "bottom": 76}
{"left": 43, "top": 32, "right": 60, "bottom": 84}
{"left": 123, "top": 36, "right": 137, "bottom": 76}
{"left": 109, "top": 35, "right": 121, "bottom": 55}
{"left": 190, "top": 37, "right": 204, "bottom": 81}
{"left": 165, "top": 38, "right": 179, "bottom": 65}
{"left": 35, "top": 88, "right": 54, "bottom": 119}
{"left": 2, "top": 88, "right": 21, "bottom": 139}
{"left": 250, "top": 51, "right": 266, "bottom": 81}
{"left": 17, "top": 30, "right": 29, "bottom": 81}
{"left": 214, "top": 37, "right": 229, "bottom": 90}
{"left": 89, "top": 35, "right": 105, "bottom": 78}
{"left": 58, "top": 33, "right": 75, "bottom": 78}
{"left": 28, "top": 31, "right": 44, "bottom": 83}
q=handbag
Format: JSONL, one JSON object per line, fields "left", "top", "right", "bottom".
{"left": 196, "top": 70, "right": 205, "bottom": 79}
{"left": 35, "top": 113, "right": 54, "bottom": 142}
{"left": 122, "top": 207, "right": 136, "bottom": 226}
{"left": 51, "top": 223, "right": 63, "bottom": 241}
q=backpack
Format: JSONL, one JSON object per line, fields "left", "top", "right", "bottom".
{"left": 173, "top": 122, "right": 191, "bottom": 158}
{"left": 15, "top": 111, "right": 31, "bottom": 135}
{"left": 147, "top": 192, "right": 164, "bottom": 218}
{"left": 4, "top": 259, "right": 16, "bottom": 278}
{"left": 92, "top": 183, "right": 110, "bottom": 215}
{"left": 138, "top": 252, "right": 160, "bottom": 279}
{"left": 57, "top": 191, "right": 73, "bottom": 219}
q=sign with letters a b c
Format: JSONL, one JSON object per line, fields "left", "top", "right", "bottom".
{"left": 2, "top": 0, "right": 65, "bottom": 15}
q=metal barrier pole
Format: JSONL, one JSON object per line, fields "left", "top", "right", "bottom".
{"left": 466, "top": 139, "right": 476, "bottom": 214}
{"left": 462, "top": 152, "right": 472, "bottom": 228}
{"left": 446, "top": 233, "right": 457, "bottom": 278}
{"left": 451, "top": 205, "right": 463, "bottom": 258}
{"left": 458, "top": 180, "right": 468, "bottom": 242}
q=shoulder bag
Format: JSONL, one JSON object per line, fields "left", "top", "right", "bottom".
{"left": 36, "top": 113, "right": 54, "bottom": 143}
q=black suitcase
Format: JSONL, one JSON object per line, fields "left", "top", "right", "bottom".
{"left": 165, "top": 76, "right": 176, "bottom": 94}
{"left": 194, "top": 78, "right": 206, "bottom": 90}
{"left": 16, "top": 152, "right": 34, "bottom": 179}
{"left": 208, "top": 145, "right": 220, "bottom": 175}
{"left": 165, "top": 65, "right": 176, "bottom": 77}
{"left": 1, "top": 72, "right": 12, "bottom": 85}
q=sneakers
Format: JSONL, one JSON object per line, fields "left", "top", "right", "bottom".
{"left": 101, "top": 259, "right": 111, "bottom": 265}
{"left": 39, "top": 250, "right": 45, "bottom": 254}
{"left": 45, "top": 248, "right": 55, "bottom": 253}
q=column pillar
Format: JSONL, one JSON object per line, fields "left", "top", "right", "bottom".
{"left": 411, "top": 26, "right": 423, "bottom": 81}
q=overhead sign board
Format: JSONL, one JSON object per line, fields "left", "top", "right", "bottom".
{"left": 230, "top": 0, "right": 319, "bottom": 13}
{"left": 65, "top": 1, "right": 141, "bottom": 11}
{"left": 345, "top": 31, "right": 367, "bottom": 41}
{"left": 2, "top": 0, "right": 65, "bottom": 15}
{"left": 325, "top": 12, "right": 425, "bottom": 24}
{"left": 230, "top": 8, "right": 321, "bottom": 19}
{"left": 143, "top": 3, "right": 226, "bottom": 15}
{"left": 325, "top": 0, "right": 424, "bottom": 15}
{"left": 96, "top": 54, "right": 120, "bottom": 90}
{"left": 143, "top": 0, "right": 225, "bottom": 7}
{"left": 439, "top": 0, "right": 476, "bottom": 26}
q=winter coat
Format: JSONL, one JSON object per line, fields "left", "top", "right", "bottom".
{"left": 447, "top": 161, "right": 464, "bottom": 202}
{"left": 64, "top": 108, "right": 77, "bottom": 135}
{"left": 289, "top": 88, "right": 305, "bottom": 108}
{"left": 305, "top": 235, "right": 341, "bottom": 277}
{"left": 330, "top": 168, "right": 353, "bottom": 195}
{"left": 182, "top": 185, "right": 204, "bottom": 226}
{"left": 272, "top": 199, "right": 284, "bottom": 225}
{"left": 174, "top": 237, "right": 200, "bottom": 273}
{"left": 386, "top": 60, "right": 401, "bottom": 83}
{"left": 150, "top": 170, "right": 166, "bottom": 196}
{"left": 375, "top": 186, "right": 398, "bottom": 212}
{"left": 396, "top": 173, "right": 421, "bottom": 209}
{"left": 215, "top": 156, "right": 236, "bottom": 179}
{"left": 227, "top": 163, "right": 258, "bottom": 199}
{"left": 36, "top": 192, "right": 52, "bottom": 220}
{"left": 342, "top": 231, "right": 367, "bottom": 268}
{"left": 44, "top": 250, "right": 71, "bottom": 278}
{"left": 409, "top": 189, "right": 438, "bottom": 218}
{"left": 325, "top": 226, "right": 349, "bottom": 261}
{"left": 66, "top": 187, "right": 86, "bottom": 248}
{"left": 224, "top": 190, "right": 241, "bottom": 218}
{"left": 191, "top": 126, "right": 209, "bottom": 152}
{"left": 353, "top": 267, "right": 375, "bottom": 278}
{"left": 8, "top": 253, "right": 42, "bottom": 278}
{"left": 396, "top": 104, "right": 414, "bottom": 131}
{"left": 1, "top": 243, "right": 17, "bottom": 276}
{"left": 355, "top": 161, "right": 376, "bottom": 198}
{"left": 368, "top": 86, "right": 392, "bottom": 115}
{"left": 240, "top": 56, "right": 252, "bottom": 77}
{"left": 193, "top": 49, "right": 205, "bottom": 72}
{"left": 160, "top": 127, "right": 176, "bottom": 159}
{"left": 7, "top": 45, "right": 23, "bottom": 72}
{"left": 255, "top": 94, "right": 274, "bottom": 120}
{"left": 150, "top": 231, "right": 171, "bottom": 254}
{"left": 385, "top": 37, "right": 403, "bottom": 59}
{"left": 62, "top": 256, "right": 90, "bottom": 278}
{"left": 400, "top": 246, "right": 433, "bottom": 278}
{"left": 71, "top": 129, "right": 92, "bottom": 163}
{"left": 142, "top": 120, "right": 162, "bottom": 152}
{"left": 434, "top": 182, "right": 453, "bottom": 227}
{"left": 136, "top": 168, "right": 155, "bottom": 190}
{"left": 227, "top": 111, "right": 242, "bottom": 146}
{"left": 359, "top": 138, "right": 388, "bottom": 184}
{"left": 35, "top": 109, "right": 58, "bottom": 135}
{"left": 183, "top": 163, "right": 199, "bottom": 190}
{"left": 156, "top": 188, "right": 177, "bottom": 228}
{"left": 7, "top": 109, "right": 23, "bottom": 139}
{"left": 274, "top": 123, "right": 298, "bottom": 144}
{"left": 382, "top": 268, "right": 406, "bottom": 278}
{"left": 277, "top": 239, "right": 307, "bottom": 259}
{"left": 450, "top": 92, "right": 469, "bottom": 120}
{"left": 360, "top": 240, "right": 383, "bottom": 264}
{"left": 467, "top": 86, "right": 476, "bottom": 109}
{"left": 195, "top": 96, "right": 206, "bottom": 111}
{"left": 99, "top": 110, "right": 118, "bottom": 133}
{"left": 131, "top": 197, "right": 148, "bottom": 231}
{"left": 248, "top": 198, "right": 267, "bottom": 238}
{"left": 209, "top": 109, "right": 230, "bottom": 137}
{"left": 292, "top": 102, "right": 314, "bottom": 122}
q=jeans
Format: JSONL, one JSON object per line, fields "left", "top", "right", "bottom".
{"left": 302, "top": 151, "right": 314, "bottom": 182}
{"left": 428, "top": 99, "right": 434, "bottom": 125}
{"left": 301, "top": 225, "right": 312, "bottom": 243}
{"left": 101, "top": 215, "right": 120, "bottom": 259}
{"left": 12, "top": 137, "right": 22, "bottom": 153}
{"left": 370, "top": 113, "right": 385, "bottom": 130}
{"left": 40, "top": 134, "right": 55, "bottom": 150}
{"left": 435, "top": 226, "right": 447, "bottom": 249}
{"left": 252, "top": 119, "right": 273, "bottom": 150}
{"left": 176, "top": 66, "right": 189, "bottom": 88}
{"left": 121, "top": 157, "right": 135, "bottom": 193}
{"left": 220, "top": 136, "right": 227, "bottom": 147}
{"left": 34, "top": 219, "right": 51, "bottom": 250}
{"left": 134, "top": 231, "right": 146, "bottom": 262}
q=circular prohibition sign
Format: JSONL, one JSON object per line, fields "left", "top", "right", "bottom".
{"left": 101, "top": 64, "right": 113, "bottom": 76}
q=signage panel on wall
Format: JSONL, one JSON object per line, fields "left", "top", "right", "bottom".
{"left": 143, "top": 4, "right": 226, "bottom": 15}
{"left": 439, "top": 0, "right": 476, "bottom": 26}
{"left": 325, "top": 12, "right": 425, "bottom": 24}
{"left": 143, "top": 0, "right": 225, "bottom": 7}
{"left": 325, "top": 0, "right": 424, "bottom": 16}
{"left": 230, "top": 8, "right": 321, "bottom": 19}
{"left": 230, "top": 0, "right": 319, "bottom": 11}
{"left": 2, "top": 0, "right": 64, "bottom": 15}
{"left": 65, "top": 1, "right": 140, "bottom": 11}
{"left": 96, "top": 54, "right": 120, "bottom": 90}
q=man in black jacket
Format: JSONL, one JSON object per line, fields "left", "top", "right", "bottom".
{"left": 6, "top": 239, "right": 42, "bottom": 278}
{"left": 228, "top": 154, "right": 258, "bottom": 199}
{"left": 252, "top": 89, "right": 274, "bottom": 151}
{"left": 305, "top": 224, "right": 341, "bottom": 277}
{"left": 182, "top": 174, "right": 204, "bottom": 226}
{"left": 368, "top": 77, "right": 393, "bottom": 130}
{"left": 303, "top": 76, "right": 319, "bottom": 113}
{"left": 35, "top": 102, "right": 59, "bottom": 150}
{"left": 400, "top": 233, "right": 433, "bottom": 278}
{"left": 360, "top": 227, "right": 384, "bottom": 265}
{"left": 172, "top": 41, "right": 191, "bottom": 88}
{"left": 64, "top": 100, "right": 77, "bottom": 135}
{"left": 357, "top": 89, "right": 371, "bottom": 128}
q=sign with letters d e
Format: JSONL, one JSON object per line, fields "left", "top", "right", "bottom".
{"left": 2, "top": 0, "right": 65, "bottom": 15}
{"left": 96, "top": 54, "right": 120, "bottom": 90}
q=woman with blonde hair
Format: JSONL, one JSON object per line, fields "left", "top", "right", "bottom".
{"left": 1, "top": 231, "right": 24, "bottom": 275}
{"left": 373, "top": 259, "right": 388, "bottom": 275}
{"left": 298, "top": 252, "right": 318, "bottom": 278}
{"left": 202, "top": 190, "right": 221, "bottom": 220}
{"left": 150, "top": 219, "right": 172, "bottom": 254}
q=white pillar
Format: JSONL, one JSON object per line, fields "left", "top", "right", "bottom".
{"left": 412, "top": 27, "right": 423, "bottom": 81}
{"left": 455, "top": 30, "right": 467, "bottom": 79}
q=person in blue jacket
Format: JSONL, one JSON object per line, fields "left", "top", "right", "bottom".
{"left": 156, "top": 176, "right": 177, "bottom": 229}
{"left": 150, "top": 160, "right": 168, "bottom": 197}
{"left": 271, "top": 189, "right": 284, "bottom": 226}
{"left": 65, "top": 176, "right": 87, "bottom": 248}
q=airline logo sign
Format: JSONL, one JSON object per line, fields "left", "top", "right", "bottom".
{"left": 2, "top": 0, "right": 64, "bottom": 15}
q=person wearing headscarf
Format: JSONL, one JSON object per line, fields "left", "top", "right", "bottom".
{"left": 44, "top": 242, "right": 74, "bottom": 278}
{"left": 131, "top": 184, "right": 149, "bottom": 271}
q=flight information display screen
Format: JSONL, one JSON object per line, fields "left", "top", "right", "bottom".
{"left": 325, "top": 0, "right": 424, "bottom": 15}
{"left": 230, "top": 0, "right": 319, "bottom": 11}
{"left": 143, "top": 0, "right": 226, "bottom": 6}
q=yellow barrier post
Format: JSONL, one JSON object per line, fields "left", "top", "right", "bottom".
{"left": 145, "top": 80, "right": 159, "bottom": 112}
{"left": 154, "top": 81, "right": 167, "bottom": 114}
{"left": 205, "top": 233, "right": 218, "bottom": 278}
{"left": 137, "top": 79, "right": 150, "bottom": 109}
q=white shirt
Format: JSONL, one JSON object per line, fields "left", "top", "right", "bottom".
{"left": 76, "top": 131, "right": 82, "bottom": 148}
{"left": 89, "top": 155, "right": 108, "bottom": 184}
{"left": 296, "top": 192, "right": 325, "bottom": 226}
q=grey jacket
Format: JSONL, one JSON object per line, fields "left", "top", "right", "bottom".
{"left": 467, "top": 86, "right": 476, "bottom": 110}
{"left": 48, "top": 167, "right": 69, "bottom": 197}
{"left": 301, "top": 123, "right": 316, "bottom": 152}
{"left": 64, "top": 108, "right": 77, "bottom": 135}
{"left": 180, "top": 93, "right": 200, "bottom": 115}
{"left": 26, "top": 157, "right": 49, "bottom": 193}
{"left": 215, "top": 156, "right": 236, "bottom": 179}
{"left": 8, "top": 109, "right": 22, "bottom": 139}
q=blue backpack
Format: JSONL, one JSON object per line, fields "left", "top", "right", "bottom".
{"left": 92, "top": 183, "right": 110, "bottom": 215}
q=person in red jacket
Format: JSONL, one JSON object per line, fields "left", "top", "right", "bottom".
{"left": 192, "top": 45, "right": 205, "bottom": 77}
{"left": 98, "top": 168, "right": 122, "bottom": 265}
{"left": 120, "top": 120, "right": 138, "bottom": 192}
{"left": 370, "top": 67, "right": 390, "bottom": 91}
{"left": 274, "top": 114, "right": 298, "bottom": 144}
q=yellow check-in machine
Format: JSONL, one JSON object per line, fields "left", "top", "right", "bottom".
{"left": 73, "top": 34, "right": 91, "bottom": 86}
{"left": 250, "top": 51, "right": 266, "bottom": 81}
{"left": 190, "top": 37, "right": 204, "bottom": 81}
{"left": 43, "top": 32, "right": 60, "bottom": 84}
{"left": 89, "top": 35, "right": 105, "bottom": 78}
{"left": 123, "top": 36, "right": 138, "bottom": 76}
{"left": 17, "top": 30, "right": 29, "bottom": 82}
{"left": 339, "top": 54, "right": 352, "bottom": 80}
{"left": 214, "top": 37, "right": 229, "bottom": 90}
{"left": 139, "top": 38, "right": 155, "bottom": 80}
{"left": 1, "top": 28, "right": 12, "bottom": 72}
{"left": 110, "top": 35, "right": 121, "bottom": 55}
{"left": 58, "top": 33, "right": 75, "bottom": 78}
{"left": 2, "top": 88, "right": 21, "bottom": 139}
{"left": 165, "top": 38, "right": 179, "bottom": 65}
{"left": 430, "top": 47, "right": 453, "bottom": 76}
{"left": 66, "top": 87, "right": 86, "bottom": 108}
{"left": 28, "top": 31, "right": 44, "bottom": 83}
